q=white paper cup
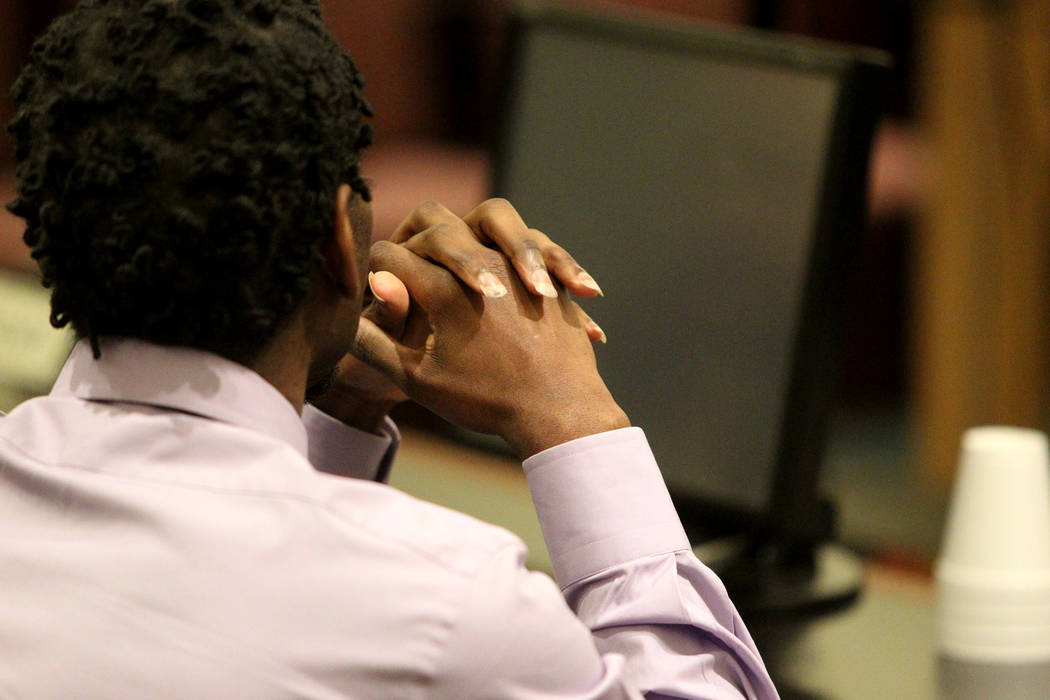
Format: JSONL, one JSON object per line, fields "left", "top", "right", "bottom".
{"left": 935, "top": 426, "right": 1050, "bottom": 663}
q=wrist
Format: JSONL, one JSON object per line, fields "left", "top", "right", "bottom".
{"left": 505, "top": 390, "right": 630, "bottom": 459}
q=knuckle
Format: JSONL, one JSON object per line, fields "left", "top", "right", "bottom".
{"left": 449, "top": 251, "right": 477, "bottom": 275}
{"left": 409, "top": 228, "right": 434, "bottom": 249}
{"left": 526, "top": 227, "right": 550, "bottom": 244}
{"left": 480, "top": 197, "right": 511, "bottom": 212}
{"left": 547, "top": 246, "right": 575, "bottom": 267}
{"left": 416, "top": 199, "right": 442, "bottom": 214}
{"left": 414, "top": 200, "right": 450, "bottom": 223}
{"left": 369, "top": 239, "right": 396, "bottom": 265}
{"left": 477, "top": 247, "right": 510, "bottom": 273}
{"left": 428, "top": 223, "right": 453, "bottom": 243}
{"left": 406, "top": 224, "right": 449, "bottom": 253}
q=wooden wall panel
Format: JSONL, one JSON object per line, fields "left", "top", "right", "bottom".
{"left": 915, "top": 0, "right": 1050, "bottom": 486}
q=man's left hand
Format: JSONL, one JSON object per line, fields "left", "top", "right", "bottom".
{"left": 310, "top": 198, "right": 607, "bottom": 432}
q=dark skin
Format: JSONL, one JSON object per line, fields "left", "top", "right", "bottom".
{"left": 259, "top": 186, "right": 622, "bottom": 458}
{"left": 359, "top": 239, "right": 629, "bottom": 458}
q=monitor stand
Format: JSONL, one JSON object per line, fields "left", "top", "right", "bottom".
{"left": 695, "top": 535, "right": 864, "bottom": 621}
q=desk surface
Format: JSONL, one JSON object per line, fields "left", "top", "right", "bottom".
{"left": 389, "top": 426, "right": 940, "bottom": 700}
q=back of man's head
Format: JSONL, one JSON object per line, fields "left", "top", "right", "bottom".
{"left": 7, "top": 0, "right": 373, "bottom": 362}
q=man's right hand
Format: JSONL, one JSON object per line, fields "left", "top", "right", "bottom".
{"left": 353, "top": 242, "right": 630, "bottom": 459}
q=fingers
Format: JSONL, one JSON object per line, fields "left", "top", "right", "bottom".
{"left": 391, "top": 198, "right": 605, "bottom": 300}
{"left": 352, "top": 316, "right": 423, "bottom": 390}
{"left": 362, "top": 270, "right": 410, "bottom": 339}
{"left": 389, "top": 199, "right": 458, "bottom": 244}
{"left": 374, "top": 269, "right": 436, "bottom": 351}
{"left": 462, "top": 200, "right": 556, "bottom": 298}
{"left": 463, "top": 198, "right": 604, "bottom": 299}
{"left": 540, "top": 236, "right": 604, "bottom": 298}
{"left": 389, "top": 201, "right": 509, "bottom": 298}
{"left": 374, "top": 237, "right": 608, "bottom": 345}
{"left": 368, "top": 270, "right": 409, "bottom": 310}
{"left": 400, "top": 223, "right": 510, "bottom": 299}
{"left": 576, "top": 305, "right": 608, "bottom": 345}
{"left": 369, "top": 239, "right": 464, "bottom": 310}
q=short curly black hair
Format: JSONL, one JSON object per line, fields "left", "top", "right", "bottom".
{"left": 6, "top": 0, "right": 373, "bottom": 362}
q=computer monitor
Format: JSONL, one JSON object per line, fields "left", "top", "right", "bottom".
{"left": 492, "top": 1, "right": 889, "bottom": 614}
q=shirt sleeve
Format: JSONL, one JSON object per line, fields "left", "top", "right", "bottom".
{"left": 301, "top": 404, "right": 400, "bottom": 483}
{"left": 432, "top": 427, "right": 779, "bottom": 699}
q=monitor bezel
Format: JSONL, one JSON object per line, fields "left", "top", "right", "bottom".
{"left": 491, "top": 0, "right": 890, "bottom": 546}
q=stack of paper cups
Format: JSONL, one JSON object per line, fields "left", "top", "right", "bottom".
{"left": 935, "top": 426, "right": 1050, "bottom": 663}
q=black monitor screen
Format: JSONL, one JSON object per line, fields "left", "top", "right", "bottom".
{"left": 494, "top": 5, "right": 877, "bottom": 520}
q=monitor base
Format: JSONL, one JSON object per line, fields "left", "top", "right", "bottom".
{"left": 694, "top": 536, "right": 864, "bottom": 621}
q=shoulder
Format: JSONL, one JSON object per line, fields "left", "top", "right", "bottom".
{"left": 1, "top": 394, "right": 531, "bottom": 583}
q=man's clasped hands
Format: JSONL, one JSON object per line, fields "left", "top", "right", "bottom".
{"left": 312, "top": 197, "right": 631, "bottom": 459}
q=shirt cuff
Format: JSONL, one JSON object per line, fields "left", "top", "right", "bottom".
{"left": 302, "top": 404, "right": 400, "bottom": 482}
{"left": 523, "top": 427, "right": 690, "bottom": 588}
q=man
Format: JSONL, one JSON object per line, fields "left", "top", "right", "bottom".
{"left": 0, "top": 1, "right": 778, "bottom": 698}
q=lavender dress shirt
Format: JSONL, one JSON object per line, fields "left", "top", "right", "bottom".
{"left": 0, "top": 339, "right": 778, "bottom": 699}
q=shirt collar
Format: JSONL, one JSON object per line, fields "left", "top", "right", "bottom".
{"left": 50, "top": 338, "right": 309, "bottom": 459}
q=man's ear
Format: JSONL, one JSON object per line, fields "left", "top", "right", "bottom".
{"left": 322, "top": 184, "right": 362, "bottom": 298}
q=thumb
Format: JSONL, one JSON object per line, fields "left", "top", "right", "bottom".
{"left": 352, "top": 316, "right": 422, "bottom": 389}
{"left": 364, "top": 270, "right": 411, "bottom": 339}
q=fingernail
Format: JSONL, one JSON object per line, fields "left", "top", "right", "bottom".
{"left": 578, "top": 271, "right": 604, "bottom": 296}
{"left": 531, "top": 269, "right": 558, "bottom": 298}
{"left": 478, "top": 270, "right": 508, "bottom": 298}
{"left": 587, "top": 320, "right": 607, "bottom": 344}
{"left": 367, "top": 271, "right": 387, "bottom": 304}
{"left": 525, "top": 245, "right": 545, "bottom": 270}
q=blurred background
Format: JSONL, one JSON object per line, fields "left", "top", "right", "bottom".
{"left": 1, "top": 0, "right": 1048, "bottom": 576}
